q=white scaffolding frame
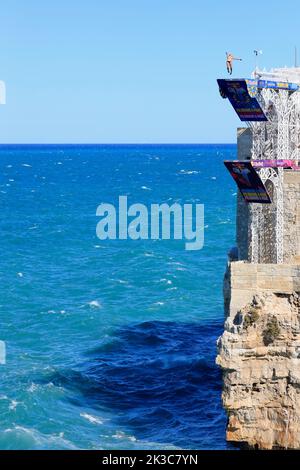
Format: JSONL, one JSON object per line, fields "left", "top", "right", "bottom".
{"left": 246, "top": 86, "right": 299, "bottom": 264}
{"left": 250, "top": 167, "right": 284, "bottom": 264}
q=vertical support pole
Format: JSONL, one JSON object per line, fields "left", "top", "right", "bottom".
{"left": 250, "top": 204, "right": 260, "bottom": 263}
{"left": 276, "top": 167, "right": 284, "bottom": 263}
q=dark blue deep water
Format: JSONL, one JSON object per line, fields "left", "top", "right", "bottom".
{"left": 0, "top": 144, "right": 236, "bottom": 449}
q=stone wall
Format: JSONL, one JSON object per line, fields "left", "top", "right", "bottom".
{"left": 224, "top": 261, "right": 300, "bottom": 317}
{"left": 283, "top": 171, "right": 300, "bottom": 263}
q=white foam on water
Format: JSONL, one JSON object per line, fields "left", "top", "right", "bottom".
{"left": 27, "top": 383, "right": 38, "bottom": 393}
{"left": 2, "top": 426, "right": 79, "bottom": 449}
{"left": 112, "top": 431, "right": 137, "bottom": 442}
{"left": 88, "top": 300, "right": 102, "bottom": 309}
{"left": 179, "top": 169, "right": 199, "bottom": 175}
{"left": 80, "top": 413, "right": 104, "bottom": 425}
{"left": 22, "top": 164, "right": 32, "bottom": 167}
{"left": 9, "top": 400, "right": 18, "bottom": 411}
{"left": 159, "top": 278, "right": 172, "bottom": 285}
{"left": 141, "top": 185, "right": 151, "bottom": 190}
{"left": 17, "top": 272, "right": 23, "bottom": 278}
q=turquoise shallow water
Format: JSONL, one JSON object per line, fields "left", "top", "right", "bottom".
{"left": 0, "top": 144, "right": 236, "bottom": 449}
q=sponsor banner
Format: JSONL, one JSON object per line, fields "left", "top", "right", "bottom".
{"left": 252, "top": 159, "right": 296, "bottom": 168}
{"left": 257, "top": 79, "right": 299, "bottom": 91}
{"left": 217, "top": 79, "right": 267, "bottom": 121}
{"left": 224, "top": 160, "right": 271, "bottom": 203}
{"left": 218, "top": 78, "right": 299, "bottom": 121}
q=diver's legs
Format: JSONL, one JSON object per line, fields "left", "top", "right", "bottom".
{"left": 226, "top": 61, "right": 232, "bottom": 74}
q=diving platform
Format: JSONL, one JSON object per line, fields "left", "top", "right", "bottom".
{"left": 217, "top": 77, "right": 299, "bottom": 121}
{"left": 218, "top": 66, "right": 300, "bottom": 263}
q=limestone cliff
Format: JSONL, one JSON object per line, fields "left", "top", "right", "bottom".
{"left": 217, "top": 290, "right": 300, "bottom": 449}
{"left": 216, "top": 128, "right": 300, "bottom": 449}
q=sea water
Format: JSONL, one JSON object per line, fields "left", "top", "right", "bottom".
{"left": 0, "top": 144, "right": 236, "bottom": 450}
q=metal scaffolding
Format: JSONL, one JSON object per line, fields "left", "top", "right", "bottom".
{"left": 250, "top": 167, "right": 284, "bottom": 263}
{"left": 247, "top": 85, "right": 299, "bottom": 264}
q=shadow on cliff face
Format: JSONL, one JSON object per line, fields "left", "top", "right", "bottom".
{"left": 49, "top": 320, "right": 230, "bottom": 449}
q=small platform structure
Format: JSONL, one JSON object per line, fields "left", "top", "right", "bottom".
{"left": 218, "top": 67, "right": 300, "bottom": 264}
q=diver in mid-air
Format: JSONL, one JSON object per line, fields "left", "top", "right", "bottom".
{"left": 226, "top": 52, "right": 242, "bottom": 75}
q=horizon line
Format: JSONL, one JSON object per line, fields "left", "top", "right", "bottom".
{"left": 0, "top": 142, "right": 236, "bottom": 146}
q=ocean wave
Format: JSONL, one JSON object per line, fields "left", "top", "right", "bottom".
{"left": 88, "top": 300, "right": 102, "bottom": 309}
{"left": 0, "top": 143, "right": 236, "bottom": 450}
{"left": 178, "top": 170, "right": 200, "bottom": 175}
{"left": 159, "top": 278, "right": 172, "bottom": 285}
{"left": 48, "top": 320, "right": 227, "bottom": 449}
{"left": 0, "top": 426, "right": 78, "bottom": 450}
{"left": 112, "top": 430, "right": 137, "bottom": 442}
{"left": 80, "top": 412, "right": 104, "bottom": 425}
{"left": 8, "top": 400, "right": 18, "bottom": 411}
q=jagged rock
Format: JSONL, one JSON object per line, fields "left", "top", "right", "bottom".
{"left": 217, "top": 291, "right": 300, "bottom": 449}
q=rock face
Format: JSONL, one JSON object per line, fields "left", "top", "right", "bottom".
{"left": 217, "top": 290, "right": 300, "bottom": 449}
{"left": 217, "top": 127, "right": 300, "bottom": 448}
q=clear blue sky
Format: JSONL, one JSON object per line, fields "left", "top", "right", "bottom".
{"left": 1, "top": 0, "right": 300, "bottom": 143}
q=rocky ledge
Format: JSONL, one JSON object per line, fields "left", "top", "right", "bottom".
{"left": 216, "top": 291, "right": 300, "bottom": 449}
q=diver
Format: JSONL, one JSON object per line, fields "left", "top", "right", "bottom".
{"left": 226, "top": 52, "right": 242, "bottom": 75}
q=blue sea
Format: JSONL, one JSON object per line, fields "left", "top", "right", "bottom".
{"left": 0, "top": 144, "right": 237, "bottom": 450}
